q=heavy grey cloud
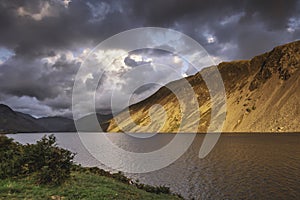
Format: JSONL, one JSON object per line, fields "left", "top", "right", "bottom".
{"left": 0, "top": 0, "right": 299, "bottom": 117}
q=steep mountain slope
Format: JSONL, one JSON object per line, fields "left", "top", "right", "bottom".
{"left": 107, "top": 41, "right": 300, "bottom": 133}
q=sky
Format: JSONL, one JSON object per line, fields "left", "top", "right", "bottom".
{"left": 0, "top": 0, "right": 300, "bottom": 118}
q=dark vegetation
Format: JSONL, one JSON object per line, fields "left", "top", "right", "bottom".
{"left": 0, "top": 134, "right": 74, "bottom": 185}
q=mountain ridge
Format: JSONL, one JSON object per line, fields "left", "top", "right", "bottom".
{"left": 107, "top": 40, "right": 300, "bottom": 133}
{"left": 0, "top": 104, "right": 112, "bottom": 133}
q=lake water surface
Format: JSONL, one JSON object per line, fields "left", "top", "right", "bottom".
{"left": 7, "top": 133, "right": 300, "bottom": 200}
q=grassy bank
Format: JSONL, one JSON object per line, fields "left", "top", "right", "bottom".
{"left": 0, "top": 171, "right": 181, "bottom": 200}
{"left": 0, "top": 134, "right": 182, "bottom": 199}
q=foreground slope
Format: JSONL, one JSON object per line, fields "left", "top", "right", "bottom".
{"left": 0, "top": 171, "right": 180, "bottom": 200}
{"left": 107, "top": 41, "right": 300, "bottom": 132}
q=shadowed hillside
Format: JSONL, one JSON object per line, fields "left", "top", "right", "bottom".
{"left": 0, "top": 104, "right": 112, "bottom": 133}
{"left": 0, "top": 104, "right": 76, "bottom": 133}
{"left": 0, "top": 104, "right": 46, "bottom": 133}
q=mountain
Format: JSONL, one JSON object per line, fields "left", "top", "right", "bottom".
{"left": 75, "top": 113, "right": 113, "bottom": 132}
{"left": 0, "top": 104, "right": 113, "bottom": 133}
{"left": 37, "top": 117, "right": 76, "bottom": 132}
{"left": 0, "top": 104, "right": 76, "bottom": 133}
{"left": 107, "top": 41, "right": 300, "bottom": 133}
{"left": 0, "top": 104, "right": 46, "bottom": 133}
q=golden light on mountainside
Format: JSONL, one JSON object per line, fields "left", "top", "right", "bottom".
{"left": 108, "top": 41, "right": 300, "bottom": 133}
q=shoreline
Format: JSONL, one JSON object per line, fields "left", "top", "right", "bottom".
{"left": 5, "top": 132, "right": 300, "bottom": 135}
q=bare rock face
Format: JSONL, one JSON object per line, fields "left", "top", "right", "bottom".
{"left": 106, "top": 41, "right": 300, "bottom": 133}
{"left": 249, "top": 41, "right": 300, "bottom": 91}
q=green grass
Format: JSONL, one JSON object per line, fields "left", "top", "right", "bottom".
{"left": 0, "top": 171, "right": 181, "bottom": 200}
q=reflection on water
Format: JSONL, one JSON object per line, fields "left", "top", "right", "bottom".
{"left": 8, "top": 133, "right": 300, "bottom": 200}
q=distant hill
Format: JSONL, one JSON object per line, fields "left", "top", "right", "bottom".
{"left": 0, "top": 104, "right": 46, "bottom": 133}
{"left": 0, "top": 104, "right": 112, "bottom": 133}
{"left": 107, "top": 41, "right": 300, "bottom": 133}
{"left": 74, "top": 113, "right": 113, "bottom": 132}
{"left": 37, "top": 117, "right": 76, "bottom": 132}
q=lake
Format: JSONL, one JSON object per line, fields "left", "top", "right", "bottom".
{"left": 7, "top": 133, "right": 300, "bottom": 200}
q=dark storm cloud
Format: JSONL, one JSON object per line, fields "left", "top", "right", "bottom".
{"left": 242, "top": 0, "right": 299, "bottom": 30}
{"left": 129, "top": 0, "right": 299, "bottom": 30}
{"left": 124, "top": 56, "right": 150, "bottom": 67}
{"left": 0, "top": 53, "right": 79, "bottom": 100}
{"left": 0, "top": 0, "right": 134, "bottom": 57}
{"left": 1, "top": 0, "right": 299, "bottom": 59}
{"left": 124, "top": 49, "right": 172, "bottom": 67}
{"left": 0, "top": 0, "right": 299, "bottom": 117}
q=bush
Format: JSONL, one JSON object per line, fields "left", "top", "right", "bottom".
{"left": 0, "top": 135, "right": 23, "bottom": 178}
{"left": 0, "top": 134, "right": 75, "bottom": 185}
{"left": 111, "top": 171, "right": 131, "bottom": 184}
{"left": 134, "top": 182, "right": 171, "bottom": 194}
{"left": 23, "top": 135, "right": 75, "bottom": 185}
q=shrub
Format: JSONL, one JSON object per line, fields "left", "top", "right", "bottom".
{"left": 0, "top": 135, "right": 23, "bottom": 178}
{"left": 87, "top": 167, "right": 112, "bottom": 177}
{"left": 23, "top": 135, "right": 75, "bottom": 185}
{"left": 134, "top": 182, "right": 171, "bottom": 194}
{"left": 0, "top": 134, "right": 74, "bottom": 185}
{"left": 111, "top": 171, "right": 131, "bottom": 184}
